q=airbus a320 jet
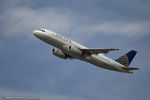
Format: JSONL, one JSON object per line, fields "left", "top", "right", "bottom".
{"left": 33, "top": 29, "right": 139, "bottom": 73}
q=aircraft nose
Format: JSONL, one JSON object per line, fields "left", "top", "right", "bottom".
{"left": 33, "top": 30, "right": 38, "bottom": 36}
{"left": 33, "top": 30, "right": 42, "bottom": 37}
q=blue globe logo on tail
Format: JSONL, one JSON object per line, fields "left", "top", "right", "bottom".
{"left": 115, "top": 50, "right": 137, "bottom": 67}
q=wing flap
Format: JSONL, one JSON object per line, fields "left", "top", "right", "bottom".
{"left": 81, "top": 48, "right": 119, "bottom": 54}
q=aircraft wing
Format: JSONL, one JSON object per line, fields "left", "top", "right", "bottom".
{"left": 81, "top": 48, "right": 119, "bottom": 54}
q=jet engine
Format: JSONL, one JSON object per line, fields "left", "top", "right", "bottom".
{"left": 68, "top": 46, "right": 82, "bottom": 56}
{"left": 52, "top": 48, "right": 67, "bottom": 59}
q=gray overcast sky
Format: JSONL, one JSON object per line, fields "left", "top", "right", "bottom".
{"left": 0, "top": 0, "right": 150, "bottom": 100}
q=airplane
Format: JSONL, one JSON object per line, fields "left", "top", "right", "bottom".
{"left": 33, "top": 29, "right": 139, "bottom": 73}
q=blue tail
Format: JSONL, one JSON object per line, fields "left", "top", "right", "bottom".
{"left": 115, "top": 50, "right": 137, "bottom": 67}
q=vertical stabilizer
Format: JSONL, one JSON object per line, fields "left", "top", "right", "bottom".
{"left": 115, "top": 50, "right": 137, "bottom": 67}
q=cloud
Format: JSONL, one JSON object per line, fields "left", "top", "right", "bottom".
{"left": 87, "top": 21, "right": 150, "bottom": 37}
{"left": 0, "top": 6, "right": 75, "bottom": 39}
{"left": 69, "top": 21, "right": 150, "bottom": 43}
{"left": 1, "top": 2, "right": 150, "bottom": 42}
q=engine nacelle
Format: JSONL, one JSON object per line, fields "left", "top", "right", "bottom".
{"left": 52, "top": 48, "right": 67, "bottom": 59}
{"left": 68, "top": 46, "right": 82, "bottom": 56}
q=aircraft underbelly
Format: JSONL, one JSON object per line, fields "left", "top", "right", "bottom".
{"left": 82, "top": 54, "right": 120, "bottom": 71}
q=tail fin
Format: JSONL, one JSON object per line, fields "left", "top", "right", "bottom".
{"left": 115, "top": 50, "right": 137, "bottom": 67}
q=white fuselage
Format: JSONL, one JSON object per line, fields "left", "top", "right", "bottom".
{"left": 33, "top": 29, "right": 128, "bottom": 73}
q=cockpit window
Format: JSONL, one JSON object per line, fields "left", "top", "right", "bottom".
{"left": 40, "top": 29, "right": 45, "bottom": 32}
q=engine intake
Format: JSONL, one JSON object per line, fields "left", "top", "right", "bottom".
{"left": 52, "top": 48, "right": 67, "bottom": 59}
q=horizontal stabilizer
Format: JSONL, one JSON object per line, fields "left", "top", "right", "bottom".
{"left": 122, "top": 67, "right": 139, "bottom": 70}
